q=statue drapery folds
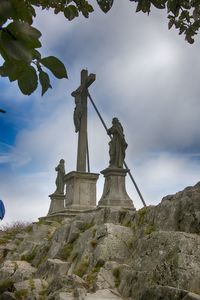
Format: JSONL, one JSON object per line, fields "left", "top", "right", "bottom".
{"left": 54, "top": 159, "right": 65, "bottom": 194}
{"left": 107, "top": 118, "right": 127, "bottom": 168}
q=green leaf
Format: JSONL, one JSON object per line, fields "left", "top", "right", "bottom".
{"left": 18, "top": 66, "right": 38, "bottom": 95}
{"left": 167, "top": 0, "right": 179, "bottom": 16}
{"left": 168, "top": 18, "right": 174, "bottom": 29}
{"left": 0, "top": 0, "right": 13, "bottom": 25}
{"left": 32, "top": 49, "right": 41, "bottom": 60}
{"left": 136, "top": 1, "right": 143, "bottom": 13}
{"left": 151, "top": 0, "right": 166, "bottom": 9}
{"left": 64, "top": 7, "right": 73, "bottom": 20}
{"left": 136, "top": 0, "right": 151, "bottom": 14}
{"left": 1, "top": 30, "right": 32, "bottom": 62}
{"left": 81, "top": 8, "right": 89, "bottom": 18}
{"left": 64, "top": 5, "right": 79, "bottom": 20}
{"left": 40, "top": 56, "right": 68, "bottom": 79}
{"left": 54, "top": 6, "right": 61, "bottom": 14}
{"left": 179, "top": 24, "right": 186, "bottom": 35}
{"left": 87, "top": 4, "right": 94, "bottom": 13}
{"left": 0, "top": 60, "right": 28, "bottom": 82}
{"left": 8, "top": 21, "right": 41, "bottom": 39}
{"left": 181, "top": 1, "right": 191, "bottom": 10}
{"left": 68, "top": 5, "right": 79, "bottom": 17}
{"left": 0, "top": 41, "right": 10, "bottom": 61}
{"left": 39, "top": 70, "right": 52, "bottom": 96}
{"left": 185, "top": 34, "right": 194, "bottom": 44}
{"left": 142, "top": 0, "right": 151, "bottom": 14}
{"left": 11, "top": 0, "right": 34, "bottom": 24}
{"left": 7, "top": 21, "right": 42, "bottom": 49}
{"left": 97, "top": 0, "right": 114, "bottom": 13}
{"left": 0, "top": 66, "right": 7, "bottom": 77}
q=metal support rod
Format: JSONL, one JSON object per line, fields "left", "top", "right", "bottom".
{"left": 123, "top": 161, "right": 147, "bottom": 207}
{"left": 87, "top": 91, "right": 147, "bottom": 207}
{"left": 86, "top": 133, "right": 90, "bottom": 173}
{"left": 87, "top": 92, "right": 108, "bottom": 132}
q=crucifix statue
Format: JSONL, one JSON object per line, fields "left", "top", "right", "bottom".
{"left": 71, "top": 69, "right": 96, "bottom": 172}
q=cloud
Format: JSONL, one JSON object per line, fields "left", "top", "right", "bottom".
{"left": 0, "top": 171, "right": 51, "bottom": 227}
{"left": 126, "top": 152, "right": 200, "bottom": 209}
{"left": 33, "top": 8, "right": 77, "bottom": 56}
{"left": 0, "top": 143, "right": 30, "bottom": 166}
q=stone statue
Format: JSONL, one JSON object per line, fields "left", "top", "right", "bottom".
{"left": 72, "top": 89, "right": 83, "bottom": 133}
{"left": 107, "top": 118, "right": 127, "bottom": 168}
{"left": 54, "top": 159, "right": 65, "bottom": 194}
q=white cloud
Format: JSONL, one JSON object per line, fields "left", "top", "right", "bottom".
{"left": 0, "top": 172, "right": 51, "bottom": 227}
{"left": 12, "top": 102, "right": 76, "bottom": 171}
{"left": 126, "top": 152, "right": 200, "bottom": 209}
{"left": 0, "top": 143, "right": 30, "bottom": 166}
{"left": 33, "top": 8, "right": 77, "bottom": 55}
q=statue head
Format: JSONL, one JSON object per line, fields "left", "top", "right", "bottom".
{"left": 60, "top": 159, "right": 65, "bottom": 164}
{"left": 112, "top": 117, "right": 119, "bottom": 125}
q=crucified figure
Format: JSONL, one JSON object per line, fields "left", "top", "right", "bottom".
{"left": 72, "top": 88, "right": 83, "bottom": 133}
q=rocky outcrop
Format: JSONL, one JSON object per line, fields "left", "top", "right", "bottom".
{"left": 0, "top": 182, "right": 200, "bottom": 299}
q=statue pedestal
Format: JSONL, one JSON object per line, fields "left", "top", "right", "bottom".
{"left": 98, "top": 167, "right": 135, "bottom": 208}
{"left": 48, "top": 193, "right": 65, "bottom": 215}
{"left": 64, "top": 171, "right": 99, "bottom": 210}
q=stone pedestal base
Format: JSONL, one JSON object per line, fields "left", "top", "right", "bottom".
{"left": 64, "top": 171, "right": 99, "bottom": 210}
{"left": 48, "top": 193, "right": 65, "bottom": 215}
{"left": 98, "top": 168, "right": 135, "bottom": 208}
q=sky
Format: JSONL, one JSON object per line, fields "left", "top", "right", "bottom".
{"left": 1, "top": 0, "right": 200, "bottom": 225}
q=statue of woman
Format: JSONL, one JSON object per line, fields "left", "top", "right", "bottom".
{"left": 54, "top": 159, "right": 65, "bottom": 194}
{"left": 107, "top": 118, "right": 127, "bottom": 168}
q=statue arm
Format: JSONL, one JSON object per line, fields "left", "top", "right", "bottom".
{"left": 107, "top": 126, "right": 115, "bottom": 135}
{"left": 55, "top": 164, "right": 61, "bottom": 172}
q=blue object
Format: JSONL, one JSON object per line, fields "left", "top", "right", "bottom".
{"left": 0, "top": 200, "right": 5, "bottom": 220}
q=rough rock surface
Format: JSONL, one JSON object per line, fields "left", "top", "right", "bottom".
{"left": 0, "top": 182, "right": 200, "bottom": 299}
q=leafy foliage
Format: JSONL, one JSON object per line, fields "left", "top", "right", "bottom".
{"left": 0, "top": 0, "right": 199, "bottom": 96}
{"left": 131, "top": 0, "right": 200, "bottom": 44}
{"left": 99, "top": 0, "right": 200, "bottom": 44}
{"left": 97, "top": 0, "right": 114, "bottom": 13}
{"left": 0, "top": 0, "right": 87, "bottom": 96}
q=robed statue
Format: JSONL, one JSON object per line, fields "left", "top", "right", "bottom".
{"left": 54, "top": 159, "right": 65, "bottom": 194}
{"left": 107, "top": 118, "right": 127, "bottom": 168}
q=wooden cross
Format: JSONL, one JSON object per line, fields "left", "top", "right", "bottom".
{"left": 71, "top": 69, "right": 96, "bottom": 172}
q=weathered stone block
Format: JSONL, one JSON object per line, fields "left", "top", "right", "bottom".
{"left": 48, "top": 194, "right": 65, "bottom": 215}
{"left": 98, "top": 168, "right": 134, "bottom": 208}
{"left": 64, "top": 171, "right": 99, "bottom": 210}
{"left": 37, "top": 258, "right": 70, "bottom": 282}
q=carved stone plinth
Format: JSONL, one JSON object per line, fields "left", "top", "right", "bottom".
{"left": 64, "top": 171, "right": 99, "bottom": 210}
{"left": 48, "top": 193, "right": 65, "bottom": 215}
{"left": 98, "top": 168, "right": 135, "bottom": 208}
